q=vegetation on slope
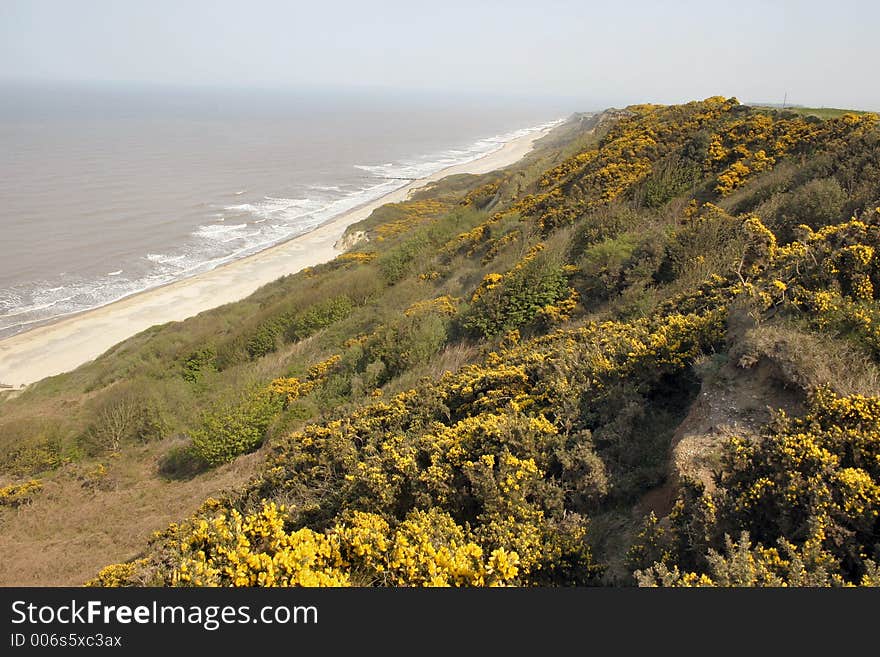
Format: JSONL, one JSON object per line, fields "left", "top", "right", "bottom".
{"left": 3, "top": 97, "right": 880, "bottom": 587}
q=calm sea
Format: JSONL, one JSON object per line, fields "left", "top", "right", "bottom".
{"left": 0, "top": 82, "right": 567, "bottom": 339}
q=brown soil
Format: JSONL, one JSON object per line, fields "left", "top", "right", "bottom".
{"left": 638, "top": 355, "right": 804, "bottom": 517}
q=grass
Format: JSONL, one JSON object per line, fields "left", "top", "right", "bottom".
{"left": 0, "top": 435, "right": 264, "bottom": 585}
{"left": 755, "top": 105, "right": 872, "bottom": 120}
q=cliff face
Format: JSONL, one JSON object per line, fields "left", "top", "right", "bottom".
{"left": 5, "top": 98, "right": 880, "bottom": 587}
{"left": 334, "top": 229, "right": 369, "bottom": 252}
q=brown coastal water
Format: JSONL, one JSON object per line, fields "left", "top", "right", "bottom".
{"left": 0, "top": 82, "right": 566, "bottom": 338}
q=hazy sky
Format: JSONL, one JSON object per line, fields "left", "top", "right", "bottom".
{"left": 2, "top": 0, "right": 878, "bottom": 110}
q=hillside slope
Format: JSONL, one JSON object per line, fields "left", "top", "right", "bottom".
{"left": 4, "top": 97, "right": 880, "bottom": 586}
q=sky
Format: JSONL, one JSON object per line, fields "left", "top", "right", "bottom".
{"left": 1, "top": 0, "right": 879, "bottom": 111}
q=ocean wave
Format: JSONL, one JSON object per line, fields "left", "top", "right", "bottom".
{"left": 223, "top": 197, "right": 323, "bottom": 222}
{"left": 353, "top": 118, "right": 564, "bottom": 182}
{"left": 194, "top": 223, "right": 248, "bottom": 238}
{"left": 0, "top": 291, "right": 23, "bottom": 310}
{"left": 0, "top": 294, "right": 74, "bottom": 320}
{"left": 146, "top": 253, "right": 187, "bottom": 265}
{"left": 0, "top": 279, "right": 159, "bottom": 336}
{"left": 0, "top": 261, "right": 204, "bottom": 337}
{"left": 223, "top": 203, "right": 258, "bottom": 213}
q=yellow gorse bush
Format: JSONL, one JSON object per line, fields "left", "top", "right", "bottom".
{"left": 0, "top": 479, "right": 42, "bottom": 507}
{"left": 404, "top": 295, "right": 459, "bottom": 318}
{"left": 129, "top": 502, "right": 526, "bottom": 587}
{"left": 337, "top": 251, "right": 376, "bottom": 264}
{"left": 269, "top": 354, "right": 341, "bottom": 405}
{"left": 370, "top": 199, "right": 449, "bottom": 241}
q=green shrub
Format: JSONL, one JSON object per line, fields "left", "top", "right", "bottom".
{"left": 158, "top": 444, "right": 207, "bottom": 480}
{"left": 775, "top": 177, "right": 846, "bottom": 239}
{"left": 642, "top": 157, "right": 701, "bottom": 208}
{"left": 285, "top": 295, "right": 354, "bottom": 342}
{"left": 246, "top": 322, "right": 282, "bottom": 359}
{"left": 378, "top": 234, "right": 431, "bottom": 285}
{"left": 576, "top": 232, "right": 640, "bottom": 303}
{"left": 245, "top": 296, "right": 356, "bottom": 359}
{"left": 2, "top": 444, "right": 63, "bottom": 476}
{"left": 655, "top": 208, "right": 741, "bottom": 284}
{"left": 365, "top": 313, "right": 450, "bottom": 382}
{"left": 182, "top": 346, "right": 217, "bottom": 383}
{"left": 463, "top": 258, "right": 572, "bottom": 338}
{"left": 214, "top": 335, "right": 248, "bottom": 371}
{"left": 189, "top": 389, "right": 282, "bottom": 466}
{"left": 568, "top": 204, "right": 641, "bottom": 257}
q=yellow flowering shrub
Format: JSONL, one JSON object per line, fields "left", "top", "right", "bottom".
{"left": 446, "top": 209, "right": 512, "bottom": 258}
{"left": 170, "top": 503, "right": 348, "bottom": 586}
{"left": 368, "top": 199, "right": 449, "bottom": 241}
{"left": 637, "top": 533, "right": 850, "bottom": 587}
{"left": 125, "top": 503, "right": 530, "bottom": 587}
{"left": 470, "top": 272, "right": 505, "bottom": 303}
{"left": 270, "top": 355, "right": 340, "bottom": 406}
{"left": 540, "top": 149, "right": 599, "bottom": 187}
{"left": 481, "top": 228, "right": 522, "bottom": 264}
{"left": 707, "top": 111, "right": 877, "bottom": 195}
{"left": 404, "top": 295, "right": 459, "bottom": 317}
{"left": 715, "top": 160, "right": 752, "bottom": 196}
{"left": 306, "top": 354, "right": 341, "bottom": 380}
{"left": 337, "top": 251, "right": 376, "bottom": 264}
{"left": 85, "top": 559, "right": 149, "bottom": 587}
{"left": 0, "top": 479, "right": 42, "bottom": 507}
{"left": 461, "top": 181, "right": 501, "bottom": 208}
{"left": 97, "top": 291, "right": 728, "bottom": 586}
{"left": 526, "top": 97, "right": 739, "bottom": 231}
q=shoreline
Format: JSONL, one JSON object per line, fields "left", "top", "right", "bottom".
{"left": 0, "top": 126, "right": 552, "bottom": 386}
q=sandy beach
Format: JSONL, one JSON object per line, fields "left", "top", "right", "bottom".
{"left": 0, "top": 127, "right": 550, "bottom": 386}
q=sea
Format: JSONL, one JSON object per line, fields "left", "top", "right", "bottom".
{"left": 0, "top": 82, "right": 568, "bottom": 339}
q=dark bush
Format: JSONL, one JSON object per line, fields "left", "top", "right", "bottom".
{"left": 182, "top": 346, "right": 217, "bottom": 382}
{"left": 463, "top": 258, "right": 571, "bottom": 338}
{"left": 775, "top": 177, "right": 846, "bottom": 239}
{"left": 284, "top": 295, "right": 354, "bottom": 342}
